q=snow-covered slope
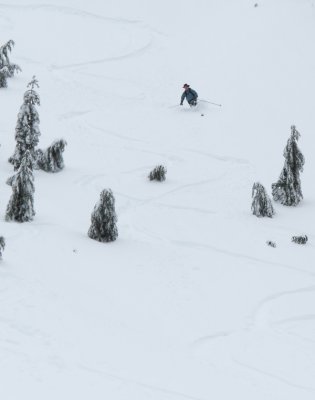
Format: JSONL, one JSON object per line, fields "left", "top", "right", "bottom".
{"left": 1, "top": 1, "right": 315, "bottom": 399}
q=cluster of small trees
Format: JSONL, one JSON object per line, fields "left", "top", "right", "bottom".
{"left": 1, "top": 40, "right": 67, "bottom": 231}
{"left": 2, "top": 40, "right": 171, "bottom": 246}
{"left": 5, "top": 76, "right": 67, "bottom": 224}
{"left": 1, "top": 50, "right": 166, "bottom": 245}
{"left": 251, "top": 126, "right": 307, "bottom": 245}
{"left": 87, "top": 165, "right": 167, "bottom": 243}
{"left": 251, "top": 125, "right": 305, "bottom": 218}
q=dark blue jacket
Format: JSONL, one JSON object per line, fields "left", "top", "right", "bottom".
{"left": 181, "top": 88, "right": 198, "bottom": 104}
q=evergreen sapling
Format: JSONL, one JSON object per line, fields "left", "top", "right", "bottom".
{"left": 6, "top": 150, "right": 35, "bottom": 222}
{"left": 88, "top": 189, "right": 118, "bottom": 242}
{"left": 37, "top": 139, "right": 67, "bottom": 172}
{"left": 292, "top": 235, "right": 308, "bottom": 245}
{"left": 251, "top": 182, "right": 274, "bottom": 217}
{"left": 272, "top": 125, "right": 305, "bottom": 206}
{"left": 9, "top": 76, "right": 41, "bottom": 170}
{"left": 149, "top": 165, "right": 167, "bottom": 182}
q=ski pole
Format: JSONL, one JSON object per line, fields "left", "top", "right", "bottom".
{"left": 200, "top": 99, "right": 222, "bottom": 107}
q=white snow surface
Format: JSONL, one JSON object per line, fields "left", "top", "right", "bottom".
{"left": 1, "top": 0, "right": 315, "bottom": 399}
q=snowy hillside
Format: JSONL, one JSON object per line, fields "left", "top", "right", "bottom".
{"left": 1, "top": 0, "right": 315, "bottom": 399}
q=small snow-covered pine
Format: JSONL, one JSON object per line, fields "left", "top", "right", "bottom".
{"left": 9, "top": 76, "right": 41, "bottom": 170}
{"left": 251, "top": 182, "right": 274, "bottom": 217}
{"left": 0, "top": 40, "right": 21, "bottom": 88}
{"left": 0, "top": 237, "right": 5, "bottom": 259}
{"left": 5, "top": 150, "right": 35, "bottom": 223}
{"left": 272, "top": 125, "right": 305, "bottom": 206}
{"left": 88, "top": 189, "right": 118, "bottom": 242}
{"left": 292, "top": 235, "right": 308, "bottom": 245}
{"left": 148, "top": 165, "right": 167, "bottom": 181}
{"left": 37, "top": 139, "right": 67, "bottom": 172}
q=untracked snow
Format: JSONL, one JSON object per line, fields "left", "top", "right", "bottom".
{"left": 0, "top": 1, "right": 315, "bottom": 399}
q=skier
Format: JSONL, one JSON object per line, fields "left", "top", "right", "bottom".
{"left": 180, "top": 83, "right": 198, "bottom": 106}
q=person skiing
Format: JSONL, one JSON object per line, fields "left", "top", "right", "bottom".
{"left": 180, "top": 84, "right": 198, "bottom": 106}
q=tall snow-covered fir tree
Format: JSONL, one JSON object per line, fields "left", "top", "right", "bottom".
{"left": 251, "top": 182, "right": 274, "bottom": 217}
{"left": 6, "top": 150, "right": 35, "bottom": 223}
{"left": 88, "top": 189, "right": 118, "bottom": 242}
{"left": 37, "top": 139, "right": 67, "bottom": 172}
{"left": 0, "top": 40, "right": 21, "bottom": 88}
{"left": 272, "top": 125, "right": 305, "bottom": 206}
{"left": 9, "top": 76, "right": 41, "bottom": 170}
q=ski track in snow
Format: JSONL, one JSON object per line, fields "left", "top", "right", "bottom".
{"left": 122, "top": 145, "right": 186, "bottom": 161}
{"left": 59, "top": 110, "right": 92, "bottom": 120}
{"left": 0, "top": 3, "right": 156, "bottom": 70}
{"left": 190, "top": 285, "right": 315, "bottom": 393}
{"left": 0, "top": 3, "right": 141, "bottom": 24}
{"left": 192, "top": 330, "right": 235, "bottom": 345}
{"left": 50, "top": 39, "right": 154, "bottom": 70}
{"left": 226, "top": 286, "right": 315, "bottom": 392}
{"left": 247, "top": 284, "right": 315, "bottom": 330}
{"left": 155, "top": 202, "right": 217, "bottom": 216}
{"left": 184, "top": 148, "right": 251, "bottom": 166}
{"left": 274, "top": 314, "right": 315, "bottom": 326}
{"left": 73, "top": 173, "right": 113, "bottom": 190}
{"left": 87, "top": 124, "right": 149, "bottom": 144}
{"left": 231, "top": 358, "right": 315, "bottom": 393}
{"left": 111, "top": 171, "right": 229, "bottom": 218}
{"left": 0, "top": 315, "right": 50, "bottom": 345}
{"left": 171, "top": 240, "right": 314, "bottom": 277}
{"left": 192, "top": 287, "right": 315, "bottom": 347}
{"left": 78, "top": 363, "right": 206, "bottom": 400}
{"left": 138, "top": 173, "right": 229, "bottom": 206}
{"left": 103, "top": 177, "right": 225, "bottom": 213}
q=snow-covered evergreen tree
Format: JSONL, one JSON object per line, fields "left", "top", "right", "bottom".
{"left": 6, "top": 150, "right": 35, "bottom": 223}
{"left": 9, "top": 76, "right": 41, "bottom": 170}
{"left": 37, "top": 139, "right": 67, "bottom": 172}
{"left": 292, "top": 235, "right": 308, "bottom": 245}
{"left": 0, "top": 237, "right": 5, "bottom": 259}
{"left": 0, "top": 66, "right": 9, "bottom": 88}
{"left": 272, "top": 125, "right": 305, "bottom": 206}
{"left": 251, "top": 182, "right": 274, "bottom": 217}
{"left": 148, "top": 165, "right": 167, "bottom": 181}
{"left": 0, "top": 40, "right": 21, "bottom": 86}
{"left": 88, "top": 189, "right": 118, "bottom": 242}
